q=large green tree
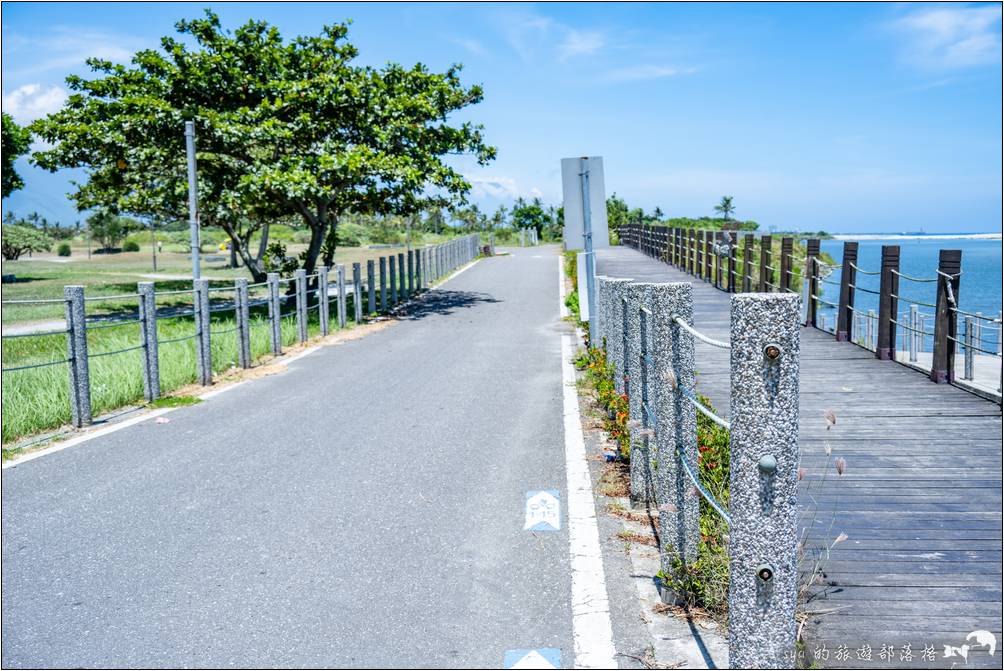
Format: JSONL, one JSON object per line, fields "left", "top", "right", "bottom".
{"left": 510, "top": 197, "right": 550, "bottom": 237}
{"left": 1, "top": 220, "right": 51, "bottom": 260}
{"left": 2, "top": 113, "right": 31, "bottom": 198}
{"left": 31, "top": 11, "right": 495, "bottom": 280}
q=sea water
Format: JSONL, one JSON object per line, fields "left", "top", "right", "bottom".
{"left": 816, "top": 237, "right": 1003, "bottom": 353}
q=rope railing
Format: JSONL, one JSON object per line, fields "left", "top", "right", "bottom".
{"left": 849, "top": 262, "right": 880, "bottom": 276}
{"left": 671, "top": 314, "right": 731, "bottom": 349}
{"left": 678, "top": 442, "right": 733, "bottom": 524}
{"left": 891, "top": 269, "right": 937, "bottom": 283}
{"left": 598, "top": 270, "right": 799, "bottom": 666}
{"left": 678, "top": 383, "right": 731, "bottom": 429}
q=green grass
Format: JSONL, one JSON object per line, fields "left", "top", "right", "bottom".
{"left": 1, "top": 291, "right": 367, "bottom": 444}
{"left": 149, "top": 395, "right": 202, "bottom": 408}
{"left": 0, "top": 240, "right": 451, "bottom": 326}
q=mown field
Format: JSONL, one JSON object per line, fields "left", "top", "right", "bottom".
{"left": 1, "top": 285, "right": 368, "bottom": 446}
{"left": 1, "top": 234, "right": 483, "bottom": 447}
{"left": 1, "top": 240, "right": 418, "bottom": 326}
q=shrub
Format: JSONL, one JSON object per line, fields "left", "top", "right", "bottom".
{"left": 57, "top": 242, "right": 72, "bottom": 257}
{"left": 122, "top": 240, "right": 140, "bottom": 252}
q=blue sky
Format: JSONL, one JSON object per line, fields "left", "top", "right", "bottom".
{"left": 2, "top": 2, "right": 1001, "bottom": 233}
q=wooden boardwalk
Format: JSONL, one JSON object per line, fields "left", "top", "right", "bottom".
{"left": 596, "top": 246, "right": 1003, "bottom": 669}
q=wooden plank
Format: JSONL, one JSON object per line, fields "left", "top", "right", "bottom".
{"left": 597, "top": 247, "right": 1003, "bottom": 652}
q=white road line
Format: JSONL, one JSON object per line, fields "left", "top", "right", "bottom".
{"left": 2, "top": 344, "right": 326, "bottom": 469}
{"left": 558, "top": 256, "right": 617, "bottom": 669}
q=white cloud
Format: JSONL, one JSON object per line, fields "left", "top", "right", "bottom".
{"left": 2, "top": 84, "right": 67, "bottom": 123}
{"left": 466, "top": 175, "right": 546, "bottom": 202}
{"left": 3, "top": 26, "right": 144, "bottom": 79}
{"left": 451, "top": 37, "right": 487, "bottom": 57}
{"left": 602, "top": 64, "right": 695, "bottom": 83}
{"left": 893, "top": 5, "right": 1002, "bottom": 69}
{"left": 557, "top": 29, "right": 605, "bottom": 60}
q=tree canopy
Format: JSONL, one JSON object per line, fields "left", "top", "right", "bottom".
{"left": 2, "top": 113, "right": 31, "bottom": 198}
{"left": 30, "top": 11, "right": 495, "bottom": 280}
{"left": 1, "top": 221, "right": 51, "bottom": 260}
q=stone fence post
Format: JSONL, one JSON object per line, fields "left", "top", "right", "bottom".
{"left": 137, "top": 282, "right": 160, "bottom": 401}
{"left": 367, "top": 259, "right": 376, "bottom": 315}
{"left": 64, "top": 285, "right": 92, "bottom": 427}
{"left": 625, "top": 282, "right": 656, "bottom": 506}
{"left": 728, "top": 293, "right": 801, "bottom": 668}
{"left": 389, "top": 255, "right": 398, "bottom": 305}
{"left": 353, "top": 262, "right": 363, "bottom": 323}
{"left": 649, "top": 283, "right": 699, "bottom": 577}
{"left": 406, "top": 250, "right": 414, "bottom": 298}
{"left": 267, "top": 272, "right": 282, "bottom": 355}
{"left": 295, "top": 269, "right": 308, "bottom": 343}
{"left": 398, "top": 252, "right": 406, "bottom": 299}
{"left": 606, "top": 278, "right": 635, "bottom": 395}
{"left": 194, "top": 278, "right": 212, "bottom": 385}
{"left": 337, "top": 264, "right": 347, "bottom": 328}
{"left": 235, "top": 278, "right": 251, "bottom": 368}
{"left": 318, "top": 267, "right": 330, "bottom": 336}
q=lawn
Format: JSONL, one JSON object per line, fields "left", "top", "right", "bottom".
{"left": 1, "top": 240, "right": 420, "bottom": 326}
{"left": 1, "top": 234, "right": 476, "bottom": 445}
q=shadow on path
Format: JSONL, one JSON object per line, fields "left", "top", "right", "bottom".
{"left": 399, "top": 289, "right": 503, "bottom": 320}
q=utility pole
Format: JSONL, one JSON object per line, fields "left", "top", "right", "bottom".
{"left": 185, "top": 120, "right": 200, "bottom": 280}
{"left": 580, "top": 157, "right": 598, "bottom": 345}
{"left": 150, "top": 220, "right": 157, "bottom": 272}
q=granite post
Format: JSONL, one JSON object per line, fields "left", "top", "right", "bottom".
{"left": 728, "top": 293, "right": 801, "bottom": 669}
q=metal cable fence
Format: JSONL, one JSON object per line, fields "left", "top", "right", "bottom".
{"left": 2, "top": 234, "right": 482, "bottom": 443}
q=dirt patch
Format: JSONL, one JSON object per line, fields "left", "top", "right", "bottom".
{"left": 598, "top": 460, "right": 631, "bottom": 497}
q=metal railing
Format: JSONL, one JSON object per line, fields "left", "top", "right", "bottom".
{"left": 2, "top": 234, "right": 481, "bottom": 435}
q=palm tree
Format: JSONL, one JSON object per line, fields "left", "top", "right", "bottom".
{"left": 713, "top": 196, "right": 735, "bottom": 223}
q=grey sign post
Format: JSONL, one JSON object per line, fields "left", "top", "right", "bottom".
{"left": 137, "top": 282, "right": 160, "bottom": 402}
{"left": 728, "top": 293, "right": 800, "bottom": 669}
{"left": 580, "top": 158, "right": 599, "bottom": 347}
